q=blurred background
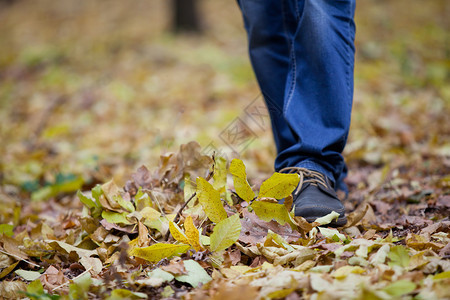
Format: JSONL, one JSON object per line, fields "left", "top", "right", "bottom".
{"left": 0, "top": 0, "right": 448, "bottom": 204}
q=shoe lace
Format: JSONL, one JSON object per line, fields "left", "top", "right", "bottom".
{"left": 279, "top": 167, "right": 328, "bottom": 196}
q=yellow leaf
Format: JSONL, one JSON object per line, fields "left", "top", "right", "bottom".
{"left": 129, "top": 243, "right": 190, "bottom": 263}
{"left": 196, "top": 177, "right": 227, "bottom": 223}
{"left": 250, "top": 200, "right": 295, "bottom": 229}
{"left": 140, "top": 207, "right": 161, "bottom": 221}
{"left": 258, "top": 172, "right": 299, "bottom": 199}
{"left": 332, "top": 265, "right": 365, "bottom": 279}
{"left": 264, "top": 230, "right": 294, "bottom": 251}
{"left": 212, "top": 157, "right": 227, "bottom": 192}
{"left": 169, "top": 221, "right": 189, "bottom": 245}
{"left": 184, "top": 216, "right": 204, "bottom": 251}
{"left": 229, "top": 159, "right": 255, "bottom": 202}
{"left": 0, "top": 261, "right": 19, "bottom": 280}
{"left": 210, "top": 214, "right": 241, "bottom": 252}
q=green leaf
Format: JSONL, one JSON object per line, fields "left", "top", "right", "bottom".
{"left": 210, "top": 214, "right": 242, "bottom": 252}
{"left": 383, "top": 280, "right": 416, "bottom": 297}
{"left": 161, "top": 286, "right": 175, "bottom": 298}
{"left": 229, "top": 159, "right": 255, "bottom": 202}
{"left": 0, "top": 224, "right": 14, "bottom": 237}
{"left": 117, "top": 197, "right": 135, "bottom": 213}
{"left": 388, "top": 245, "right": 410, "bottom": 268}
{"left": 77, "top": 190, "right": 98, "bottom": 209}
{"left": 174, "top": 260, "right": 212, "bottom": 288}
{"left": 27, "top": 279, "right": 44, "bottom": 295}
{"left": 196, "top": 177, "right": 227, "bottom": 223}
{"left": 101, "top": 211, "right": 132, "bottom": 225}
{"left": 258, "top": 172, "right": 299, "bottom": 199}
{"left": 15, "top": 269, "right": 41, "bottom": 281}
{"left": 129, "top": 243, "right": 190, "bottom": 262}
{"left": 69, "top": 272, "right": 92, "bottom": 300}
{"left": 91, "top": 184, "right": 103, "bottom": 204}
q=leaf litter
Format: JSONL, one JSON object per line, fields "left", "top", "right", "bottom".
{"left": 0, "top": 0, "right": 449, "bottom": 299}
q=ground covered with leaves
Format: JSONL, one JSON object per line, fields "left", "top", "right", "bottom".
{"left": 0, "top": 0, "right": 449, "bottom": 299}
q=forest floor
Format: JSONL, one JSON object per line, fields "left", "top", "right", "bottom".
{"left": 0, "top": 0, "right": 449, "bottom": 299}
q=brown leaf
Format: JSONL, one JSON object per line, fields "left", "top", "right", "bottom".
{"left": 239, "top": 209, "right": 300, "bottom": 245}
{"left": 284, "top": 194, "right": 293, "bottom": 211}
{"left": 161, "top": 258, "right": 187, "bottom": 275}
{"left": 343, "top": 202, "right": 369, "bottom": 228}
{"left": 138, "top": 221, "right": 150, "bottom": 247}
{"left": 40, "top": 266, "right": 68, "bottom": 290}
{"left": 132, "top": 165, "right": 153, "bottom": 189}
{"left": 438, "top": 242, "right": 450, "bottom": 257}
{"left": 100, "top": 219, "right": 138, "bottom": 234}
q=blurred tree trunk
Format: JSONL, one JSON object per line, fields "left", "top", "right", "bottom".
{"left": 172, "top": 0, "right": 202, "bottom": 33}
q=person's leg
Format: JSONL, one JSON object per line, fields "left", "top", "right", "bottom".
{"left": 236, "top": 0, "right": 298, "bottom": 157}
{"left": 237, "top": 0, "right": 356, "bottom": 225}
{"left": 279, "top": 0, "right": 356, "bottom": 190}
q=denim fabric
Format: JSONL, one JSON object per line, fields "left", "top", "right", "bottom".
{"left": 237, "top": 0, "right": 356, "bottom": 191}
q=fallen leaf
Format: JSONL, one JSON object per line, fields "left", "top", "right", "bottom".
{"left": 315, "top": 211, "right": 340, "bottom": 225}
{"left": 230, "top": 159, "right": 255, "bottom": 202}
{"left": 106, "top": 289, "right": 148, "bottom": 299}
{"left": 250, "top": 200, "right": 295, "bottom": 229}
{"left": 258, "top": 172, "right": 299, "bottom": 199}
{"left": 169, "top": 221, "right": 190, "bottom": 245}
{"left": 210, "top": 214, "right": 241, "bottom": 252}
{"left": 332, "top": 265, "right": 365, "bottom": 279}
{"left": 14, "top": 269, "right": 41, "bottom": 281}
{"left": 129, "top": 243, "right": 190, "bottom": 263}
{"left": 184, "top": 216, "right": 204, "bottom": 251}
{"left": 383, "top": 280, "right": 416, "bottom": 297}
{"left": 174, "top": 259, "right": 212, "bottom": 288}
{"left": 196, "top": 177, "right": 227, "bottom": 223}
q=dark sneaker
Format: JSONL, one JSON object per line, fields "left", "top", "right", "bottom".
{"left": 280, "top": 167, "right": 347, "bottom": 227}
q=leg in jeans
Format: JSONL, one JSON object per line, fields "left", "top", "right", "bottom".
{"left": 237, "top": 0, "right": 356, "bottom": 191}
{"left": 237, "top": 0, "right": 297, "bottom": 157}
{"left": 237, "top": 0, "right": 356, "bottom": 225}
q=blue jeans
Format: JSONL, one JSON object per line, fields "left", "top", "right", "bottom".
{"left": 237, "top": 0, "right": 356, "bottom": 191}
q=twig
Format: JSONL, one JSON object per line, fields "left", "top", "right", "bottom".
{"left": 164, "top": 192, "right": 197, "bottom": 241}
{"left": 173, "top": 192, "right": 197, "bottom": 224}
{"left": 52, "top": 267, "right": 92, "bottom": 291}
{"left": 0, "top": 248, "right": 40, "bottom": 268}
